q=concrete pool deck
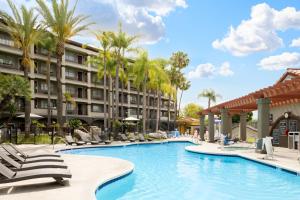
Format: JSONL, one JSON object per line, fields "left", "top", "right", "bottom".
{"left": 1, "top": 138, "right": 300, "bottom": 200}
{"left": 185, "top": 141, "right": 300, "bottom": 174}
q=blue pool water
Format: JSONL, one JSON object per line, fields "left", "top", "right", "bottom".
{"left": 64, "top": 142, "right": 300, "bottom": 200}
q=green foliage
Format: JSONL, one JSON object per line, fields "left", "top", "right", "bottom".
{"left": 198, "top": 88, "right": 222, "bottom": 108}
{"left": 31, "top": 120, "right": 45, "bottom": 129}
{"left": 68, "top": 119, "right": 82, "bottom": 129}
{"left": 232, "top": 112, "right": 253, "bottom": 123}
{"left": 0, "top": 74, "right": 31, "bottom": 111}
{"left": 183, "top": 103, "right": 203, "bottom": 119}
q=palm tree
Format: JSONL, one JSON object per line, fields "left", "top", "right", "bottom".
{"left": 109, "top": 24, "right": 137, "bottom": 122}
{"left": 149, "top": 59, "right": 170, "bottom": 132}
{"left": 38, "top": 32, "right": 57, "bottom": 128}
{"left": 90, "top": 50, "right": 117, "bottom": 133}
{"left": 169, "top": 51, "right": 190, "bottom": 126}
{"left": 0, "top": 0, "right": 43, "bottom": 136}
{"left": 178, "top": 77, "right": 191, "bottom": 115}
{"left": 36, "top": 0, "right": 91, "bottom": 134}
{"left": 132, "top": 51, "right": 154, "bottom": 133}
{"left": 93, "top": 31, "right": 111, "bottom": 130}
{"left": 198, "top": 89, "right": 222, "bottom": 108}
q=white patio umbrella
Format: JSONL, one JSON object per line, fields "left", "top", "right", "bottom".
{"left": 17, "top": 113, "right": 43, "bottom": 119}
{"left": 123, "top": 116, "right": 140, "bottom": 121}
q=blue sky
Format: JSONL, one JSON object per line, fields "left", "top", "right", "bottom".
{"left": 2, "top": 0, "right": 300, "bottom": 109}
{"left": 144, "top": 0, "right": 300, "bottom": 108}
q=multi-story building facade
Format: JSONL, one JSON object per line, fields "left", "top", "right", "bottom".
{"left": 0, "top": 30, "right": 176, "bottom": 131}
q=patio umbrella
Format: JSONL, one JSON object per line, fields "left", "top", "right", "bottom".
{"left": 123, "top": 116, "right": 139, "bottom": 121}
{"left": 123, "top": 117, "right": 139, "bottom": 133}
{"left": 17, "top": 113, "right": 43, "bottom": 119}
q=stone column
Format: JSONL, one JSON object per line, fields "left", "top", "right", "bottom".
{"left": 220, "top": 108, "right": 229, "bottom": 135}
{"left": 208, "top": 112, "right": 215, "bottom": 142}
{"left": 199, "top": 114, "right": 205, "bottom": 141}
{"left": 239, "top": 112, "right": 247, "bottom": 141}
{"left": 228, "top": 114, "right": 232, "bottom": 138}
{"left": 257, "top": 98, "right": 270, "bottom": 139}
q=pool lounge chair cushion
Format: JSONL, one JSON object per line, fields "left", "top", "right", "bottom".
{"left": 0, "top": 162, "right": 71, "bottom": 184}
{"left": 8, "top": 143, "right": 60, "bottom": 158}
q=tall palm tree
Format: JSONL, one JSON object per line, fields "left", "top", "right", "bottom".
{"left": 198, "top": 89, "right": 222, "bottom": 108}
{"left": 93, "top": 31, "right": 111, "bottom": 130}
{"left": 0, "top": 0, "right": 43, "bottom": 136}
{"left": 132, "top": 51, "right": 154, "bottom": 133}
{"left": 149, "top": 59, "right": 170, "bottom": 132}
{"left": 169, "top": 51, "right": 190, "bottom": 127}
{"left": 90, "top": 50, "right": 117, "bottom": 133}
{"left": 109, "top": 24, "right": 137, "bottom": 122}
{"left": 178, "top": 77, "right": 191, "bottom": 115}
{"left": 38, "top": 32, "right": 57, "bottom": 128}
{"left": 36, "top": 0, "right": 91, "bottom": 134}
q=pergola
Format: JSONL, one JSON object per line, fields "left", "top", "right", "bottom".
{"left": 198, "top": 69, "right": 300, "bottom": 146}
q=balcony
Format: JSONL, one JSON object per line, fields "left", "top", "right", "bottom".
{"left": 65, "top": 69, "right": 88, "bottom": 83}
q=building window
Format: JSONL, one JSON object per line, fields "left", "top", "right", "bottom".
{"left": 66, "top": 86, "right": 76, "bottom": 95}
{"left": 0, "top": 34, "right": 14, "bottom": 46}
{"left": 65, "top": 68, "right": 76, "bottom": 78}
{"left": 65, "top": 52, "right": 77, "bottom": 63}
{"left": 40, "top": 82, "right": 48, "bottom": 91}
{"left": 92, "top": 104, "right": 103, "bottom": 113}
{"left": 0, "top": 55, "right": 13, "bottom": 66}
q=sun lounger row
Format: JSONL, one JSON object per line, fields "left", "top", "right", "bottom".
{"left": 0, "top": 143, "right": 71, "bottom": 184}
{"left": 121, "top": 133, "right": 153, "bottom": 142}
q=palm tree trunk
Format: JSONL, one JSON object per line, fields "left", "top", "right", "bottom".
{"left": 56, "top": 42, "right": 64, "bottom": 135}
{"left": 178, "top": 90, "right": 183, "bottom": 115}
{"left": 147, "top": 92, "right": 151, "bottom": 131}
{"left": 174, "top": 87, "right": 178, "bottom": 128}
{"left": 142, "top": 82, "right": 147, "bottom": 133}
{"left": 137, "top": 89, "right": 140, "bottom": 132}
{"left": 155, "top": 91, "right": 161, "bottom": 132}
{"left": 114, "top": 54, "right": 121, "bottom": 122}
{"left": 167, "top": 95, "right": 171, "bottom": 131}
{"left": 47, "top": 53, "right": 51, "bottom": 128}
{"left": 23, "top": 62, "right": 31, "bottom": 137}
{"left": 108, "top": 75, "right": 113, "bottom": 132}
{"left": 121, "top": 82, "right": 124, "bottom": 119}
{"left": 208, "top": 99, "right": 211, "bottom": 108}
{"left": 103, "top": 55, "right": 107, "bottom": 130}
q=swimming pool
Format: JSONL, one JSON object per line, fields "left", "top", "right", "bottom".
{"left": 64, "top": 142, "right": 300, "bottom": 200}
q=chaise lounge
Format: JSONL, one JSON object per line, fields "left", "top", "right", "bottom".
{"left": 65, "top": 135, "right": 85, "bottom": 146}
{"left": 1, "top": 145, "right": 63, "bottom": 164}
{"left": 0, "top": 151, "right": 67, "bottom": 171}
{"left": 0, "top": 162, "right": 71, "bottom": 184}
{"left": 8, "top": 143, "right": 61, "bottom": 158}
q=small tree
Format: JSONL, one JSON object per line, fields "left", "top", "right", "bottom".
{"left": 68, "top": 119, "right": 82, "bottom": 135}
{"left": 183, "top": 103, "right": 203, "bottom": 119}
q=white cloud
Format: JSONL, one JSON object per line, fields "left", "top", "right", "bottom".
{"left": 290, "top": 38, "right": 300, "bottom": 47}
{"left": 0, "top": 0, "right": 187, "bottom": 45}
{"left": 213, "top": 3, "right": 300, "bottom": 56}
{"left": 187, "top": 62, "right": 234, "bottom": 79}
{"left": 219, "top": 62, "right": 234, "bottom": 76}
{"left": 187, "top": 63, "right": 216, "bottom": 79}
{"left": 258, "top": 52, "right": 300, "bottom": 70}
